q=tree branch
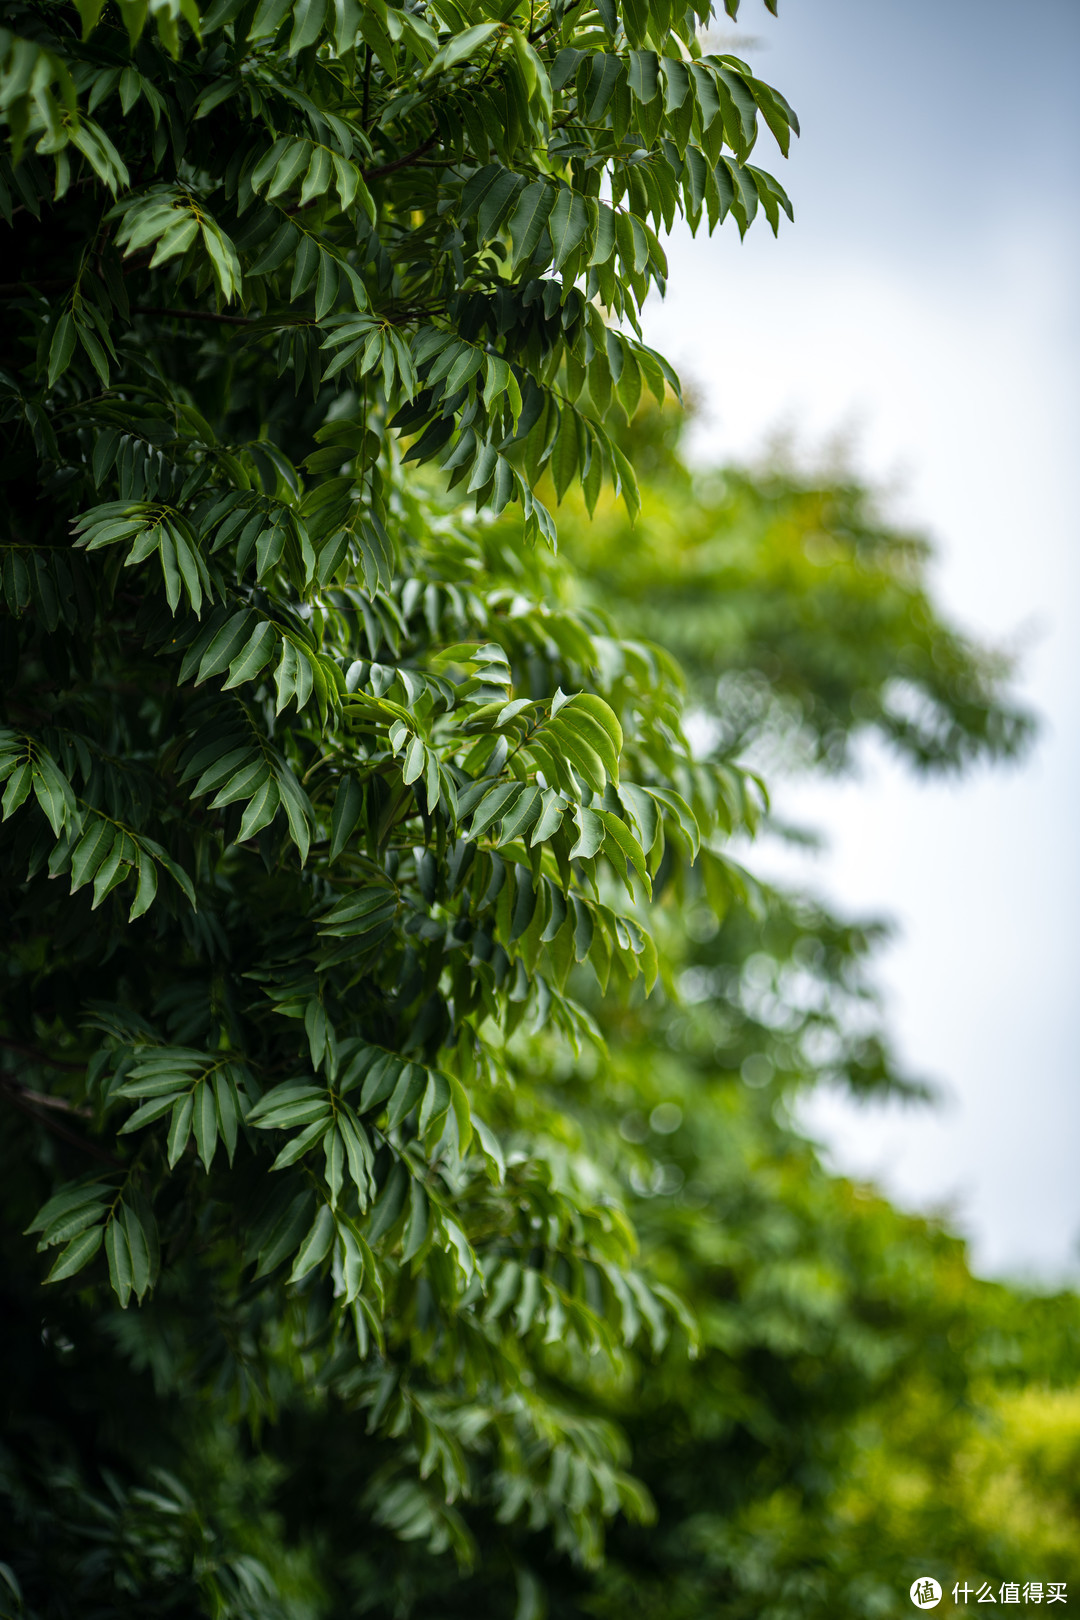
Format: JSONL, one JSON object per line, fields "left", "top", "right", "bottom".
{"left": 0, "top": 1079, "right": 121, "bottom": 1166}
{"left": 0, "top": 1036, "right": 86, "bottom": 1073}
{"left": 136, "top": 306, "right": 254, "bottom": 326}
{"left": 0, "top": 277, "right": 69, "bottom": 297}
{"left": 0, "top": 1079, "right": 90, "bottom": 1115}
{"left": 364, "top": 133, "right": 439, "bottom": 182}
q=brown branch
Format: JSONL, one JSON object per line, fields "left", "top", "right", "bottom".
{"left": 364, "top": 133, "right": 439, "bottom": 182}
{"left": 0, "top": 277, "right": 69, "bottom": 297}
{"left": 0, "top": 1080, "right": 91, "bottom": 1116}
{"left": 1, "top": 1079, "right": 122, "bottom": 1166}
{"left": 0, "top": 1037, "right": 86, "bottom": 1074}
{"left": 136, "top": 306, "right": 254, "bottom": 326}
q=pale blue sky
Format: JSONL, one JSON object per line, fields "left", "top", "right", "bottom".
{"left": 643, "top": 0, "right": 1080, "bottom": 1280}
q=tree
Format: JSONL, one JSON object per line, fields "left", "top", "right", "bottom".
{"left": 1, "top": 0, "right": 800, "bottom": 1609}
{"left": 2, "top": 3, "right": 1069, "bottom": 1616}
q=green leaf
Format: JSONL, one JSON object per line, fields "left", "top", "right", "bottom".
{"left": 118, "top": 1095, "right": 177, "bottom": 1133}
{"left": 90, "top": 830, "right": 128, "bottom": 909}
{"left": 201, "top": 220, "right": 244, "bottom": 299}
{"left": 193, "top": 1081, "right": 219, "bottom": 1170}
{"left": 559, "top": 693, "right": 622, "bottom": 779}
{"left": 1, "top": 758, "right": 32, "bottom": 819}
{"left": 339, "top": 1223, "right": 366, "bottom": 1300}
{"left": 545, "top": 717, "right": 607, "bottom": 795}
{"left": 597, "top": 809, "right": 650, "bottom": 892}
{"left": 289, "top": 1203, "right": 335, "bottom": 1281}
{"left": 568, "top": 806, "right": 605, "bottom": 860}
{"left": 324, "top": 1125, "right": 344, "bottom": 1205}
{"left": 384, "top": 1063, "right": 426, "bottom": 1130}
{"left": 121, "top": 1203, "right": 154, "bottom": 1301}
{"left": 197, "top": 611, "right": 254, "bottom": 684}
{"left": 549, "top": 414, "right": 580, "bottom": 501}
{"left": 46, "top": 1224, "right": 103, "bottom": 1284}
{"left": 27, "top": 1182, "right": 111, "bottom": 1236}
{"left": 338, "top": 1111, "right": 375, "bottom": 1203}
{"left": 329, "top": 773, "right": 364, "bottom": 862}
{"left": 498, "top": 783, "right": 542, "bottom": 845}
{"left": 509, "top": 865, "right": 536, "bottom": 941}
{"left": 402, "top": 733, "right": 425, "bottom": 785}
{"left": 237, "top": 776, "right": 281, "bottom": 842}
{"left": 127, "top": 855, "right": 159, "bottom": 920}
{"left": 248, "top": 1084, "right": 331, "bottom": 1129}
{"left": 571, "top": 895, "right": 594, "bottom": 961}
{"left": 253, "top": 1190, "right": 316, "bottom": 1278}
{"left": 508, "top": 181, "right": 555, "bottom": 273}
{"left": 471, "top": 781, "right": 523, "bottom": 839}
{"left": 628, "top": 48, "right": 659, "bottom": 102}
{"left": 213, "top": 1070, "right": 240, "bottom": 1163}
{"left": 366, "top": 1161, "right": 407, "bottom": 1243}
{"left": 648, "top": 785, "right": 701, "bottom": 858}
{"left": 105, "top": 1214, "right": 133, "bottom": 1307}
{"left": 270, "top": 1115, "right": 331, "bottom": 1170}
{"left": 589, "top": 203, "right": 617, "bottom": 266}
{"left": 222, "top": 620, "right": 277, "bottom": 688}
{"left": 167, "top": 1093, "right": 193, "bottom": 1168}
{"left": 446, "top": 1073, "right": 473, "bottom": 1156}
{"left": 32, "top": 756, "right": 75, "bottom": 836}
{"left": 149, "top": 213, "right": 199, "bottom": 267}
{"left": 469, "top": 166, "right": 523, "bottom": 242}
{"left": 548, "top": 188, "right": 589, "bottom": 274}
{"left": 37, "top": 1201, "right": 108, "bottom": 1249}
{"left": 48, "top": 310, "right": 76, "bottom": 387}
{"left": 425, "top": 22, "right": 498, "bottom": 77}
{"left": 401, "top": 1180, "right": 429, "bottom": 1263}
{"left": 319, "top": 886, "right": 398, "bottom": 940}
{"left": 472, "top": 1117, "right": 505, "bottom": 1181}
{"left": 69, "top": 816, "right": 116, "bottom": 893}
{"left": 289, "top": 0, "right": 327, "bottom": 54}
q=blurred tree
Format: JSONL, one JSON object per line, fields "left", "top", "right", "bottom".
{"left": 559, "top": 406, "right": 1033, "bottom": 774}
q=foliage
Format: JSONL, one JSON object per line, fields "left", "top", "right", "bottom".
{"left": 559, "top": 405, "right": 1034, "bottom": 774}
{"left": 572, "top": 1082, "right": 1080, "bottom": 1620}
{"left": 0, "top": 0, "right": 794, "bottom": 1603}
{"left": 0, "top": 0, "right": 1070, "bottom": 1615}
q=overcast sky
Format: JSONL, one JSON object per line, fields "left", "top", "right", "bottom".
{"left": 641, "top": 0, "right": 1080, "bottom": 1281}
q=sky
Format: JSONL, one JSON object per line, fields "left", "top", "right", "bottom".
{"left": 641, "top": 0, "right": 1080, "bottom": 1282}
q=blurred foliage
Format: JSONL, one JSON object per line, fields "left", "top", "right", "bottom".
{"left": 553, "top": 1064, "right": 1080, "bottom": 1620}
{"left": 560, "top": 404, "right": 1034, "bottom": 773}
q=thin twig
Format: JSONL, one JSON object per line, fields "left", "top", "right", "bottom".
{"left": 1, "top": 1080, "right": 122, "bottom": 1166}
{"left": 136, "top": 306, "right": 254, "bottom": 326}
{"left": 0, "top": 1036, "right": 86, "bottom": 1074}
{"left": 364, "top": 133, "right": 439, "bottom": 182}
{"left": 0, "top": 1080, "right": 90, "bottom": 1116}
{"left": 0, "top": 277, "right": 69, "bottom": 297}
